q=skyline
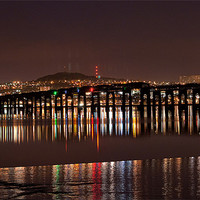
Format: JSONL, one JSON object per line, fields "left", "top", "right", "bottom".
{"left": 1, "top": 1, "right": 200, "bottom": 82}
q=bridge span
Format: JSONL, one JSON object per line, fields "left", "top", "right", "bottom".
{"left": 0, "top": 82, "right": 200, "bottom": 122}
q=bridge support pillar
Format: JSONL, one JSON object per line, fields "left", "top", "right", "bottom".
{"left": 171, "top": 91, "right": 175, "bottom": 130}
{"left": 129, "top": 90, "right": 132, "bottom": 132}
{"left": 25, "top": 99, "right": 28, "bottom": 117}
{"left": 71, "top": 95, "right": 74, "bottom": 124}
{"left": 113, "top": 92, "right": 116, "bottom": 125}
{"left": 7, "top": 99, "right": 9, "bottom": 118}
{"left": 192, "top": 91, "right": 197, "bottom": 131}
{"left": 60, "top": 95, "right": 63, "bottom": 119}
{"left": 140, "top": 91, "right": 144, "bottom": 132}
{"left": 84, "top": 94, "right": 86, "bottom": 123}
{"left": 147, "top": 91, "right": 151, "bottom": 131}
{"left": 78, "top": 94, "right": 81, "bottom": 119}
{"left": 152, "top": 91, "right": 156, "bottom": 129}
{"left": 65, "top": 96, "right": 68, "bottom": 121}
{"left": 13, "top": 99, "right": 16, "bottom": 115}
{"left": 91, "top": 93, "right": 94, "bottom": 115}
{"left": 44, "top": 96, "right": 47, "bottom": 119}
{"left": 106, "top": 92, "right": 109, "bottom": 125}
{"left": 184, "top": 91, "right": 188, "bottom": 130}
{"left": 55, "top": 96, "right": 57, "bottom": 118}
{"left": 49, "top": 96, "right": 52, "bottom": 119}
{"left": 97, "top": 93, "right": 100, "bottom": 120}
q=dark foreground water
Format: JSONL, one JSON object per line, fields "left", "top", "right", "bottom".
{"left": 1, "top": 106, "right": 200, "bottom": 199}
{"left": 1, "top": 157, "right": 200, "bottom": 199}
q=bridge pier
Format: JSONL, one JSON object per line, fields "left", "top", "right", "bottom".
{"left": 60, "top": 95, "right": 63, "bottom": 119}
{"left": 71, "top": 95, "right": 74, "bottom": 124}
{"left": 171, "top": 91, "right": 175, "bottom": 130}
{"left": 121, "top": 91, "right": 126, "bottom": 133}
{"left": 65, "top": 95, "right": 68, "bottom": 120}
{"left": 192, "top": 90, "right": 197, "bottom": 131}
{"left": 97, "top": 93, "right": 100, "bottom": 120}
{"left": 140, "top": 91, "right": 144, "bottom": 133}
{"left": 158, "top": 91, "right": 162, "bottom": 122}
{"left": 39, "top": 97, "right": 42, "bottom": 118}
{"left": 106, "top": 92, "right": 109, "bottom": 125}
{"left": 152, "top": 91, "right": 156, "bottom": 129}
{"left": 146, "top": 91, "right": 151, "bottom": 132}
{"left": 185, "top": 91, "right": 188, "bottom": 130}
{"left": 129, "top": 90, "right": 132, "bottom": 133}
{"left": 78, "top": 94, "right": 81, "bottom": 119}
{"left": 165, "top": 91, "right": 169, "bottom": 131}
{"left": 91, "top": 93, "right": 94, "bottom": 115}
{"left": 113, "top": 92, "right": 116, "bottom": 126}
{"left": 13, "top": 98, "right": 16, "bottom": 115}
{"left": 25, "top": 98, "right": 28, "bottom": 117}
{"left": 146, "top": 91, "right": 151, "bottom": 117}
{"left": 6, "top": 99, "right": 9, "bottom": 118}
{"left": 44, "top": 96, "right": 47, "bottom": 118}
{"left": 83, "top": 94, "right": 86, "bottom": 123}
{"left": 48, "top": 97, "right": 51, "bottom": 118}
{"left": 55, "top": 96, "right": 57, "bottom": 118}
{"left": 34, "top": 97, "right": 37, "bottom": 119}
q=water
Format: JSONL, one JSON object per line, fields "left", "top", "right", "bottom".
{"left": 1, "top": 157, "right": 200, "bottom": 199}
{"left": 0, "top": 106, "right": 200, "bottom": 199}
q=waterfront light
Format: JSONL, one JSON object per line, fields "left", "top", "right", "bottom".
{"left": 53, "top": 91, "right": 58, "bottom": 95}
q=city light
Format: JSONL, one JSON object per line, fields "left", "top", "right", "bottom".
{"left": 0, "top": 76, "right": 127, "bottom": 96}
{"left": 53, "top": 91, "right": 58, "bottom": 95}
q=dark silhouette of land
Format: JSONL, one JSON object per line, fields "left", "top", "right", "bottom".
{"left": 36, "top": 72, "right": 117, "bottom": 82}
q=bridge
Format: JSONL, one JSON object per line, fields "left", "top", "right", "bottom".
{"left": 0, "top": 82, "right": 200, "bottom": 124}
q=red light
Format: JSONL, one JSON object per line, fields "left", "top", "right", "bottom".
{"left": 90, "top": 87, "right": 94, "bottom": 92}
{"left": 95, "top": 65, "right": 99, "bottom": 79}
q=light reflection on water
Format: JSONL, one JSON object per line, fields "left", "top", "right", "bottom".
{"left": 1, "top": 157, "right": 200, "bottom": 199}
{"left": 0, "top": 105, "right": 200, "bottom": 144}
{"left": 0, "top": 105, "right": 200, "bottom": 168}
{"left": 1, "top": 105, "right": 200, "bottom": 199}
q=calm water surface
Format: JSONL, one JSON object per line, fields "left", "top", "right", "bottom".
{"left": 1, "top": 106, "right": 200, "bottom": 199}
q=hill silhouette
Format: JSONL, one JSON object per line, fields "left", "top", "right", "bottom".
{"left": 36, "top": 72, "right": 106, "bottom": 82}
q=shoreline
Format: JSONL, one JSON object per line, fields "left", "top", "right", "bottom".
{"left": 1, "top": 155, "right": 200, "bottom": 169}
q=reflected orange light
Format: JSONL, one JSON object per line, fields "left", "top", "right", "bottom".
{"left": 97, "top": 117, "right": 99, "bottom": 152}
{"left": 133, "top": 117, "right": 137, "bottom": 138}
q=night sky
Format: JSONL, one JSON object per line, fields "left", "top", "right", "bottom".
{"left": 1, "top": 1, "right": 200, "bottom": 82}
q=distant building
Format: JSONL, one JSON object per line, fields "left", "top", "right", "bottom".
{"left": 179, "top": 75, "right": 200, "bottom": 84}
{"left": 40, "top": 86, "right": 51, "bottom": 91}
